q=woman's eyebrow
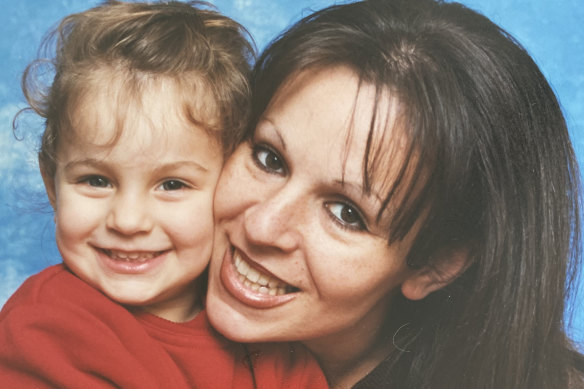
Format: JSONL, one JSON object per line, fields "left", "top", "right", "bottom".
{"left": 332, "top": 179, "right": 383, "bottom": 204}
{"left": 258, "top": 117, "right": 287, "bottom": 150}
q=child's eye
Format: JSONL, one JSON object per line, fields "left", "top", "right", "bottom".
{"left": 82, "top": 175, "right": 111, "bottom": 188}
{"left": 324, "top": 201, "right": 366, "bottom": 231}
{"left": 159, "top": 180, "right": 188, "bottom": 191}
{"left": 253, "top": 144, "right": 286, "bottom": 175}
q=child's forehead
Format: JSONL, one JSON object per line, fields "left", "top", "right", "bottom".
{"left": 83, "top": 68, "right": 214, "bottom": 112}
{"left": 66, "top": 67, "right": 220, "bottom": 143}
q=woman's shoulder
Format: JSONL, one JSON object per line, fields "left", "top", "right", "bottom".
{"left": 570, "top": 349, "right": 584, "bottom": 389}
{"left": 350, "top": 354, "right": 394, "bottom": 389}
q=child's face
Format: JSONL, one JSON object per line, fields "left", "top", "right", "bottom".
{"left": 43, "top": 74, "right": 223, "bottom": 322}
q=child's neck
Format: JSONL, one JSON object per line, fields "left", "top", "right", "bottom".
{"left": 147, "top": 300, "right": 203, "bottom": 323}
{"left": 142, "top": 287, "right": 203, "bottom": 323}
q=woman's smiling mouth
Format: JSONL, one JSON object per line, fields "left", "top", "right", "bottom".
{"left": 233, "top": 250, "right": 296, "bottom": 295}
{"left": 220, "top": 246, "right": 299, "bottom": 308}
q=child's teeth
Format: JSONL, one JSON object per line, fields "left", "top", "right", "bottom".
{"left": 107, "top": 250, "right": 157, "bottom": 262}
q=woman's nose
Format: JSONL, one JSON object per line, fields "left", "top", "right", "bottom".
{"left": 106, "top": 190, "right": 153, "bottom": 235}
{"left": 242, "top": 186, "right": 303, "bottom": 252}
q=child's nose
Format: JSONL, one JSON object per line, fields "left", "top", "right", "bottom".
{"left": 106, "top": 191, "right": 153, "bottom": 235}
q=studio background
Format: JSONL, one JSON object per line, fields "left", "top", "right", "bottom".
{"left": 1, "top": 0, "right": 582, "bottom": 346}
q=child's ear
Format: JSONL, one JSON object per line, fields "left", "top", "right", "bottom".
{"left": 401, "top": 249, "right": 468, "bottom": 301}
{"left": 39, "top": 158, "right": 57, "bottom": 210}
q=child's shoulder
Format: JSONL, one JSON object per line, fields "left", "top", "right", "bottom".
{"left": 0, "top": 262, "right": 132, "bottom": 328}
{"left": 2, "top": 263, "right": 95, "bottom": 309}
{"left": 0, "top": 263, "right": 192, "bottom": 389}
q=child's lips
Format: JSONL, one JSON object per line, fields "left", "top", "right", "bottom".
{"left": 101, "top": 249, "right": 165, "bottom": 263}
{"left": 95, "top": 247, "right": 169, "bottom": 274}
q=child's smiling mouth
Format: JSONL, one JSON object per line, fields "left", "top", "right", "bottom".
{"left": 101, "top": 249, "right": 165, "bottom": 262}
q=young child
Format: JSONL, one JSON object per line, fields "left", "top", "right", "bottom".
{"left": 0, "top": 1, "right": 327, "bottom": 388}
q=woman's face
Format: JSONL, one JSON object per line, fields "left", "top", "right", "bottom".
{"left": 207, "top": 67, "right": 419, "bottom": 352}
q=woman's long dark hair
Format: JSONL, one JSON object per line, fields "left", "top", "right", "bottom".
{"left": 250, "top": 0, "right": 583, "bottom": 387}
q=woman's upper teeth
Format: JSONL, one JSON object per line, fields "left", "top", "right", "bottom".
{"left": 233, "top": 250, "right": 291, "bottom": 295}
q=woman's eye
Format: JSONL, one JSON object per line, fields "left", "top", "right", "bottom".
{"left": 253, "top": 145, "right": 286, "bottom": 174}
{"left": 159, "top": 180, "right": 187, "bottom": 191}
{"left": 325, "top": 202, "right": 366, "bottom": 230}
{"left": 83, "top": 176, "right": 111, "bottom": 188}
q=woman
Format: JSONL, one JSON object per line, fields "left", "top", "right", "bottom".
{"left": 206, "top": 0, "right": 584, "bottom": 387}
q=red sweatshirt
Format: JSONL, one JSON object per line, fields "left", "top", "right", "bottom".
{"left": 0, "top": 264, "right": 328, "bottom": 388}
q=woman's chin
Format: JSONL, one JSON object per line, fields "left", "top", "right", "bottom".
{"left": 206, "top": 296, "right": 269, "bottom": 342}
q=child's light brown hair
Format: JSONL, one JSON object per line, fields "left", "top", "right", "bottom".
{"left": 22, "top": 0, "right": 254, "bottom": 179}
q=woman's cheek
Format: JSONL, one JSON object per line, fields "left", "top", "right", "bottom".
{"left": 215, "top": 152, "right": 252, "bottom": 219}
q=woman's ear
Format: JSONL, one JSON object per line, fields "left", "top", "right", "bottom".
{"left": 39, "top": 158, "right": 57, "bottom": 210}
{"left": 401, "top": 249, "right": 468, "bottom": 301}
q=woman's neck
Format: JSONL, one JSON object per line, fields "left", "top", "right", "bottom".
{"left": 319, "top": 342, "right": 391, "bottom": 389}
{"left": 304, "top": 309, "right": 395, "bottom": 388}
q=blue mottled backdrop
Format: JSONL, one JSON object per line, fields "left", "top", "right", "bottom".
{"left": 0, "top": 0, "right": 582, "bottom": 347}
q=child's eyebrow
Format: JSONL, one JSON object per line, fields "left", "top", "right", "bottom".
{"left": 63, "top": 159, "right": 209, "bottom": 173}
{"left": 63, "top": 158, "right": 104, "bottom": 171}
{"left": 151, "top": 161, "right": 209, "bottom": 174}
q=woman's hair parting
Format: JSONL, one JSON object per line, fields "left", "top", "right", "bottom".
{"left": 252, "top": 0, "right": 583, "bottom": 387}
{"left": 21, "top": 0, "right": 255, "bottom": 179}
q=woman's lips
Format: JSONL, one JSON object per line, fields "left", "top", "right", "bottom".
{"left": 219, "top": 246, "right": 298, "bottom": 309}
{"left": 233, "top": 250, "right": 296, "bottom": 295}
